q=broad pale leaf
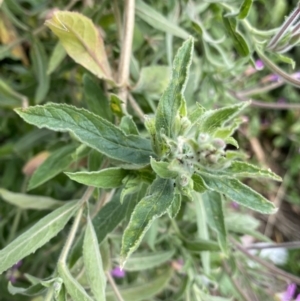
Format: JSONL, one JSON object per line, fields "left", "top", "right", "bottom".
{"left": 30, "top": 38, "right": 50, "bottom": 104}
{"left": 192, "top": 174, "right": 207, "bottom": 193}
{"left": 193, "top": 101, "right": 250, "bottom": 135}
{"left": 58, "top": 264, "right": 93, "bottom": 301}
{"left": 83, "top": 73, "right": 112, "bottom": 120}
{"left": 0, "top": 201, "right": 78, "bottom": 274}
{"left": 120, "top": 116, "right": 139, "bottom": 135}
{"left": 15, "top": 104, "right": 153, "bottom": 165}
{"left": 0, "top": 188, "right": 65, "bottom": 210}
{"left": 133, "top": 66, "right": 170, "bottom": 96}
{"left": 223, "top": 161, "right": 282, "bottom": 181}
{"left": 199, "top": 172, "right": 277, "bottom": 214}
{"left": 121, "top": 177, "right": 174, "bottom": 266}
{"left": 45, "top": 11, "right": 112, "bottom": 81}
{"left": 136, "top": 0, "right": 189, "bottom": 39}
{"left": 155, "top": 38, "right": 193, "bottom": 143}
{"left": 168, "top": 193, "right": 181, "bottom": 218}
{"left": 47, "top": 41, "right": 66, "bottom": 75}
{"left": 83, "top": 216, "right": 106, "bottom": 301}
{"left": 28, "top": 144, "right": 77, "bottom": 191}
{"left": 66, "top": 168, "right": 127, "bottom": 188}
{"left": 123, "top": 250, "right": 175, "bottom": 271}
{"left": 203, "top": 192, "right": 227, "bottom": 253}
{"left": 106, "top": 267, "right": 173, "bottom": 301}
{"left": 150, "top": 157, "right": 177, "bottom": 179}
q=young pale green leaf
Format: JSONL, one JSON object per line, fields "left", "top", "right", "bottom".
{"left": 202, "top": 192, "right": 228, "bottom": 254}
{"left": 0, "top": 188, "right": 66, "bottom": 210}
{"left": 120, "top": 116, "right": 139, "bottom": 135}
{"left": 57, "top": 264, "right": 94, "bottom": 301}
{"left": 28, "top": 144, "right": 77, "bottom": 191}
{"left": 106, "top": 267, "right": 173, "bottom": 301}
{"left": 183, "top": 238, "right": 220, "bottom": 252}
{"left": 132, "top": 66, "right": 170, "bottom": 96}
{"left": 47, "top": 41, "right": 67, "bottom": 75}
{"left": 238, "top": 0, "right": 253, "bottom": 19}
{"left": 15, "top": 104, "right": 154, "bottom": 165}
{"left": 136, "top": 0, "right": 189, "bottom": 39}
{"left": 168, "top": 193, "right": 181, "bottom": 218}
{"left": 188, "top": 103, "right": 206, "bottom": 123}
{"left": 199, "top": 172, "right": 277, "bottom": 214}
{"left": 123, "top": 249, "right": 175, "bottom": 271}
{"left": 30, "top": 38, "right": 50, "bottom": 104}
{"left": 83, "top": 216, "right": 106, "bottom": 301}
{"left": 192, "top": 101, "right": 250, "bottom": 135}
{"left": 110, "top": 94, "right": 125, "bottom": 118}
{"left": 8, "top": 282, "right": 45, "bottom": 296}
{"left": 83, "top": 73, "right": 112, "bottom": 120}
{"left": 150, "top": 157, "right": 178, "bottom": 179}
{"left": 0, "top": 201, "right": 78, "bottom": 274}
{"left": 121, "top": 177, "right": 174, "bottom": 266}
{"left": 222, "top": 16, "right": 250, "bottom": 57}
{"left": 155, "top": 38, "right": 193, "bottom": 143}
{"left": 223, "top": 161, "right": 282, "bottom": 181}
{"left": 66, "top": 168, "right": 127, "bottom": 188}
{"left": 45, "top": 11, "right": 112, "bottom": 81}
{"left": 192, "top": 174, "right": 207, "bottom": 193}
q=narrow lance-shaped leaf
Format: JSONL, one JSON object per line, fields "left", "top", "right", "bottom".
{"left": 15, "top": 104, "right": 154, "bottom": 165}
{"left": 199, "top": 172, "right": 277, "bottom": 214}
{"left": 168, "top": 193, "right": 181, "bottom": 219}
{"left": 203, "top": 191, "right": 228, "bottom": 253}
{"left": 47, "top": 41, "right": 67, "bottom": 75}
{"left": 121, "top": 177, "right": 174, "bottom": 266}
{"left": 135, "top": 0, "right": 190, "bottom": 39}
{"left": 155, "top": 38, "right": 193, "bottom": 142}
{"left": 58, "top": 264, "right": 94, "bottom": 301}
{"left": 222, "top": 161, "right": 282, "bottom": 181}
{"left": 45, "top": 11, "right": 112, "bottom": 81}
{"left": 238, "top": 0, "right": 253, "bottom": 19}
{"left": 66, "top": 168, "right": 127, "bottom": 188}
{"left": 0, "top": 188, "right": 66, "bottom": 210}
{"left": 0, "top": 201, "right": 78, "bottom": 274}
{"left": 83, "top": 216, "right": 106, "bottom": 301}
{"left": 28, "top": 144, "right": 77, "bottom": 191}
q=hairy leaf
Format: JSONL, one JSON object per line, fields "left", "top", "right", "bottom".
{"left": 203, "top": 192, "right": 227, "bottom": 253}
{"left": 121, "top": 177, "right": 174, "bottom": 266}
{"left": 150, "top": 157, "right": 177, "bottom": 179}
{"left": 83, "top": 216, "right": 106, "bottom": 301}
{"left": 123, "top": 249, "right": 175, "bottom": 271}
{"left": 155, "top": 38, "right": 193, "bottom": 144}
{"left": 28, "top": 144, "right": 77, "bottom": 191}
{"left": 200, "top": 173, "right": 277, "bottom": 214}
{"left": 0, "top": 201, "right": 78, "bottom": 274}
{"left": 168, "top": 193, "right": 181, "bottom": 218}
{"left": 58, "top": 264, "right": 93, "bottom": 301}
{"left": 45, "top": 11, "right": 112, "bottom": 81}
{"left": 66, "top": 168, "right": 127, "bottom": 188}
{"left": 0, "top": 188, "right": 66, "bottom": 210}
{"left": 238, "top": 0, "right": 253, "bottom": 19}
{"left": 15, "top": 104, "right": 153, "bottom": 165}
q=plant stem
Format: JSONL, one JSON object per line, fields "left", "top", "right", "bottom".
{"left": 118, "top": 0, "right": 135, "bottom": 109}
{"left": 128, "top": 93, "right": 145, "bottom": 121}
{"left": 230, "top": 237, "right": 300, "bottom": 285}
{"left": 58, "top": 186, "right": 94, "bottom": 264}
{"left": 106, "top": 271, "right": 125, "bottom": 301}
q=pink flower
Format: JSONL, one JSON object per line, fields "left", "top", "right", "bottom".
{"left": 111, "top": 267, "right": 125, "bottom": 278}
{"left": 255, "top": 60, "right": 264, "bottom": 70}
{"left": 283, "top": 283, "right": 297, "bottom": 301}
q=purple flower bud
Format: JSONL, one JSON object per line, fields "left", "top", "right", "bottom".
{"left": 255, "top": 59, "right": 264, "bottom": 70}
{"left": 283, "top": 283, "right": 297, "bottom": 301}
{"left": 111, "top": 267, "right": 125, "bottom": 278}
{"left": 292, "top": 72, "right": 300, "bottom": 80}
{"left": 231, "top": 201, "right": 239, "bottom": 209}
{"left": 269, "top": 74, "right": 280, "bottom": 82}
{"left": 277, "top": 98, "right": 286, "bottom": 104}
{"left": 13, "top": 261, "right": 23, "bottom": 269}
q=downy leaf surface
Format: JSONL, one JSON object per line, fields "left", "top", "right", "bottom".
{"left": 66, "top": 168, "right": 127, "bottom": 188}
{"left": 121, "top": 177, "right": 174, "bottom": 265}
{"left": 199, "top": 172, "right": 277, "bottom": 214}
{"left": 0, "top": 201, "right": 78, "bottom": 274}
{"left": 83, "top": 216, "right": 106, "bottom": 301}
{"left": 28, "top": 144, "right": 77, "bottom": 191}
{"left": 45, "top": 11, "right": 112, "bottom": 81}
{"left": 15, "top": 104, "right": 153, "bottom": 165}
{"left": 155, "top": 38, "right": 193, "bottom": 142}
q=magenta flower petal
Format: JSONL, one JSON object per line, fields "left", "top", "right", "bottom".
{"left": 295, "top": 294, "right": 300, "bottom": 301}
{"left": 283, "top": 283, "right": 296, "bottom": 301}
{"left": 255, "top": 59, "right": 264, "bottom": 70}
{"left": 111, "top": 267, "right": 125, "bottom": 278}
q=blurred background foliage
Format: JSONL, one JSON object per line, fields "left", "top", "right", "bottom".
{"left": 1, "top": 0, "right": 300, "bottom": 300}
